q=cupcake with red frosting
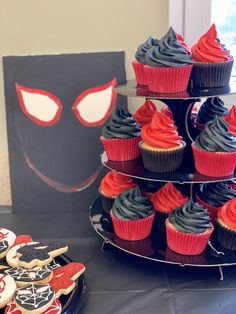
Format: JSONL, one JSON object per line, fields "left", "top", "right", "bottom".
{"left": 151, "top": 182, "right": 188, "bottom": 231}
{"left": 215, "top": 198, "right": 236, "bottom": 250}
{"left": 99, "top": 171, "right": 137, "bottom": 214}
{"left": 133, "top": 99, "right": 157, "bottom": 127}
{"left": 224, "top": 105, "right": 236, "bottom": 135}
{"left": 140, "top": 111, "right": 186, "bottom": 172}
{"left": 191, "top": 24, "right": 234, "bottom": 89}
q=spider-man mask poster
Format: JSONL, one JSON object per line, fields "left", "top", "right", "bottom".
{"left": 3, "top": 52, "right": 126, "bottom": 213}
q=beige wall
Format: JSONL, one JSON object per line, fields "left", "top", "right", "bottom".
{"left": 0, "top": 0, "right": 169, "bottom": 205}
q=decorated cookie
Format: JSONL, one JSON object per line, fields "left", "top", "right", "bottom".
{"left": 0, "top": 274, "right": 16, "bottom": 309}
{"left": 5, "top": 265, "right": 53, "bottom": 287}
{"left": 4, "top": 298, "right": 62, "bottom": 314}
{"left": 48, "top": 259, "right": 61, "bottom": 271}
{"left": 16, "top": 242, "right": 68, "bottom": 269}
{"left": 49, "top": 262, "right": 85, "bottom": 297}
{"left": 0, "top": 229, "right": 16, "bottom": 259}
{"left": 11, "top": 235, "right": 33, "bottom": 247}
{"left": 15, "top": 284, "right": 55, "bottom": 314}
{"left": 7, "top": 243, "right": 37, "bottom": 268}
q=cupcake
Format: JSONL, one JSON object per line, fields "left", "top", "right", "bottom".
{"left": 135, "top": 179, "right": 162, "bottom": 199}
{"left": 215, "top": 198, "right": 236, "bottom": 250}
{"left": 140, "top": 111, "right": 186, "bottom": 172}
{"left": 133, "top": 99, "right": 157, "bottom": 127}
{"left": 228, "top": 179, "right": 236, "bottom": 191}
{"left": 160, "top": 105, "right": 173, "bottom": 119}
{"left": 99, "top": 171, "right": 137, "bottom": 214}
{"left": 166, "top": 199, "right": 214, "bottom": 255}
{"left": 196, "top": 182, "right": 236, "bottom": 224}
{"left": 224, "top": 105, "right": 236, "bottom": 135}
{"left": 195, "top": 97, "right": 228, "bottom": 130}
{"left": 110, "top": 186, "right": 155, "bottom": 241}
{"left": 151, "top": 182, "right": 188, "bottom": 231}
{"left": 132, "top": 36, "right": 159, "bottom": 85}
{"left": 191, "top": 24, "right": 234, "bottom": 89}
{"left": 145, "top": 27, "right": 193, "bottom": 93}
{"left": 192, "top": 115, "right": 236, "bottom": 177}
{"left": 100, "top": 104, "right": 141, "bottom": 161}
{"left": 176, "top": 32, "right": 191, "bottom": 53}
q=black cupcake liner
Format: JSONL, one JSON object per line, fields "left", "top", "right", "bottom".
{"left": 98, "top": 188, "right": 115, "bottom": 215}
{"left": 215, "top": 219, "right": 236, "bottom": 251}
{"left": 190, "top": 59, "right": 234, "bottom": 89}
{"left": 140, "top": 141, "right": 186, "bottom": 173}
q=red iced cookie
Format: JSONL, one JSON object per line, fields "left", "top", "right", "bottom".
{"left": 12, "top": 235, "right": 33, "bottom": 247}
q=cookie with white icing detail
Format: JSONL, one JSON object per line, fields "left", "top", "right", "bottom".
{"left": 5, "top": 265, "right": 53, "bottom": 287}
{"left": 7, "top": 242, "right": 37, "bottom": 268}
{"left": 0, "top": 229, "right": 16, "bottom": 259}
{"left": 0, "top": 274, "right": 16, "bottom": 309}
{"left": 16, "top": 242, "right": 68, "bottom": 269}
{"left": 4, "top": 298, "right": 62, "bottom": 314}
{"left": 15, "top": 284, "right": 55, "bottom": 314}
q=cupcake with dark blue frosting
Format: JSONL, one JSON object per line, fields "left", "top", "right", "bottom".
{"left": 192, "top": 115, "right": 236, "bottom": 177}
{"left": 144, "top": 27, "right": 193, "bottom": 93}
{"left": 132, "top": 36, "right": 159, "bottom": 85}
{"left": 196, "top": 182, "right": 236, "bottom": 224}
{"left": 100, "top": 104, "right": 141, "bottom": 161}
{"left": 166, "top": 198, "right": 214, "bottom": 255}
{"left": 110, "top": 186, "right": 155, "bottom": 240}
{"left": 195, "top": 97, "right": 228, "bottom": 130}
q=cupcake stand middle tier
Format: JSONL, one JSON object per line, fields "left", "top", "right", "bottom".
{"left": 90, "top": 78, "right": 236, "bottom": 279}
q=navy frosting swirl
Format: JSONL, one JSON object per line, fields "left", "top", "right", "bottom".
{"left": 145, "top": 27, "right": 192, "bottom": 67}
{"left": 169, "top": 198, "right": 211, "bottom": 233}
{"left": 197, "top": 182, "right": 236, "bottom": 207}
{"left": 197, "top": 97, "right": 228, "bottom": 124}
{"left": 101, "top": 105, "right": 141, "bottom": 139}
{"left": 195, "top": 115, "right": 236, "bottom": 152}
{"left": 135, "top": 36, "right": 159, "bottom": 64}
{"left": 112, "top": 186, "right": 154, "bottom": 220}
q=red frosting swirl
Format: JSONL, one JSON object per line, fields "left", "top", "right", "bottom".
{"left": 100, "top": 171, "right": 136, "bottom": 197}
{"left": 191, "top": 24, "right": 232, "bottom": 62}
{"left": 160, "top": 105, "right": 173, "bottom": 119}
{"left": 133, "top": 100, "right": 157, "bottom": 127}
{"left": 224, "top": 105, "right": 236, "bottom": 135}
{"left": 141, "top": 111, "right": 182, "bottom": 148}
{"left": 218, "top": 198, "right": 236, "bottom": 229}
{"left": 177, "top": 33, "right": 190, "bottom": 53}
{"left": 151, "top": 182, "right": 188, "bottom": 213}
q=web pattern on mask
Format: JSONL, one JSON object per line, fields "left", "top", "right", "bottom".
{"left": 5, "top": 265, "right": 52, "bottom": 281}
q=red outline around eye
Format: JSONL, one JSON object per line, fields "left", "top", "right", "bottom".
{"left": 15, "top": 84, "right": 63, "bottom": 127}
{"left": 72, "top": 79, "right": 117, "bottom": 127}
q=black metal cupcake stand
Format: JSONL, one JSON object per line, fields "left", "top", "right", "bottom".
{"left": 90, "top": 78, "right": 236, "bottom": 280}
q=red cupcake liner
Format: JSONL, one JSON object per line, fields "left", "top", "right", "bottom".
{"left": 100, "top": 136, "right": 141, "bottom": 161}
{"left": 196, "top": 194, "right": 218, "bottom": 225}
{"left": 110, "top": 211, "right": 155, "bottom": 241}
{"left": 165, "top": 219, "right": 214, "bottom": 255}
{"left": 132, "top": 60, "right": 148, "bottom": 85}
{"left": 145, "top": 64, "right": 193, "bottom": 93}
{"left": 192, "top": 143, "right": 236, "bottom": 177}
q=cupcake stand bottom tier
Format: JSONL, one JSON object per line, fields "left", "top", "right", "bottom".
{"left": 90, "top": 198, "right": 236, "bottom": 280}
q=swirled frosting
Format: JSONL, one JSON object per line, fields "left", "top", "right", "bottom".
{"left": 133, "top": 100, "right": 157, "bottom": 127}
{"left": 112, "top": 187, "right": 154, "bottom": 220}
{"left": 151, "top": 182, "right": 188, "bottom": 213}
{"left": 197, "top": 182, "right": 236, "bottom": 207}
{"left": 102, "top": 105, "right": 141, "bottom": 139}
{"left": 194, "top": 115, "right": 236, "bottom": 152}
{"left": 145, "top": 27, "right": 192, "bottom": 67}
{"left": 218, "top": 198, "right": 236, "bottom": 229}
{"left": 141, "top": 111, "right": 182, "bottom": 148}
{"left": 191, "top": 24, "right": 232, "bottom": 62}
{"left": 177, "top": 32, "right": 190, "bottom": 53}
{"left": 225, "top": 105, "right": 236, "bottom": 135}
{"left": 169, "top": 199, "right": 211, "bottom": 233}
{"left": 135, "top": 36, "right": 159, "bottom": 64}
{"left": 197, "top": 97, "right": 228, "bottom": 124}
{"left": 100, "top": 171, "right": 136, "bottom": 197}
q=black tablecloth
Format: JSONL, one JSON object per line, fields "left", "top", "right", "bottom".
{"left": 1, "top": 210, "right": 236, "bottom": 314}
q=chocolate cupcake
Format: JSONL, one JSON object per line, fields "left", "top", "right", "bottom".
{"left": 196, "top": 182, "right": 236, "bottom": 224}
{"left": 166, "top": 199, "right": 214, "bottom": 255}
{"left": 195, "top": 97, "right": 228, "bottom": 130}
{"left": 110, "top": 186, "right": 155, "bottom": 241}
{"left": 133, "top": 99, "right": 157, "bottom": 127}
{"left": 100, "top": 104, "right": 141, "bottom": 161}
{"left": 145, "top": 27, "right": 193, "bottom": 93}
{"left": 192, "top": 116, "right": 236, "bottom": 177}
